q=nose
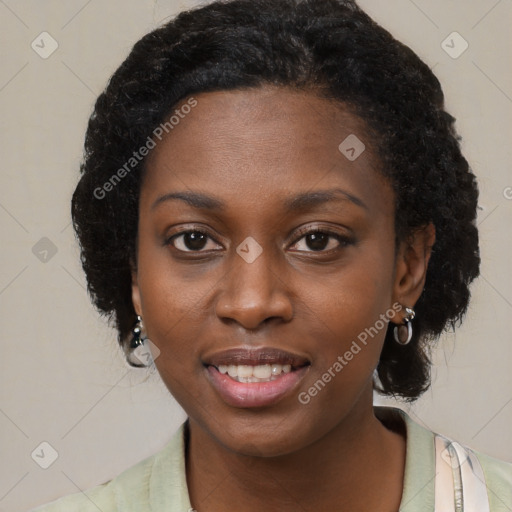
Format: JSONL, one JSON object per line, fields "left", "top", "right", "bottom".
{"left": 214, "top": 245, "right": 294, "bottom": 330}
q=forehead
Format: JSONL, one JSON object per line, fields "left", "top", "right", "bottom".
{"left": 140, "top": 86, "right": 392, "bottom": 219}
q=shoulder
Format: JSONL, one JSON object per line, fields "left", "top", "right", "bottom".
{"left": 28, "top": 422, "right": 190, "bottom": 512}
{"left": 431, "top": 427, "right": 512, "bottom": 509}
{"left": 28, "top": 479, "right": 115, "bottom": 512}
{"left": 28, "top": 452, "right": 156, "bottom": 512}
{"left": 472, "top": 447, "right": 512, "bottom": 510}
{"left": 377, "top": 406, "right": 512, "bottom": 511}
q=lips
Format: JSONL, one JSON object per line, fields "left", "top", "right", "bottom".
{"left": 203, "top": 346, "right": 311, "bottom": 408}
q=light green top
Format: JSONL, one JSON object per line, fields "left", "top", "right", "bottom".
{"left": 29, "top": 406, "right": 512, "bottom": 511}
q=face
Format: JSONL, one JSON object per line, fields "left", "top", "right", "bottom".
{"left": 132, "top": 86, "right": 409, "bottom": 457}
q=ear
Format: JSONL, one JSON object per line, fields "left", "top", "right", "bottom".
{"left": 391, "top": 222, "right": 436, "bottom": 323}
{"left": 130, "top": 258, "right": 142, "bottom": 317}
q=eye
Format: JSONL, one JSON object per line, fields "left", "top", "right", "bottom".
{"left": 290, "top": 227, "right": 353, "bottom": 253}
{"left": 166, "top": 229, "right": 223, "bottom": 252}
{"left": 165, "top": 226, "right": 352, "bottom": 254}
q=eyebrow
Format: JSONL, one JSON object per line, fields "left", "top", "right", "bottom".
{"left": 150, "top": 188, "right": 368, "bottom": 212}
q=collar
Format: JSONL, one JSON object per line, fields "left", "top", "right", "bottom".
{"left": 144, "top": 406, "right": 437, "bottom": 510}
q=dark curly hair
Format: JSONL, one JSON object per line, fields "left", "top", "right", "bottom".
{"left": 71, "top": 0, "right": 480, "bottom": 400}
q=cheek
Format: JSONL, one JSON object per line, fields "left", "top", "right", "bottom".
{"left": 318, "top": 246, "right": 394, "bottom": 329}
{"left": 310, "top": 284, "right": 389, "bottom": 375}
{"left": 134, "top": 243, "right": 207, "bottom": 367}
{"left": 301, "top": 245, "right": 395, "bottom": 383}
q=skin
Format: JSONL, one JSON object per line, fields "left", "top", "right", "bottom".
{"left": 131, "top": 85, "right": 435, "bottom": 511}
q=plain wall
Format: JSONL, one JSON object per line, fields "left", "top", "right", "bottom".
{"left": 0, "top": 1, "right": 511, "bottom": 510}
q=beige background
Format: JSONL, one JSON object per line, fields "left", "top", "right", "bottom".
{"left": 0, "top": 0, "right": 511, "bottom": 510}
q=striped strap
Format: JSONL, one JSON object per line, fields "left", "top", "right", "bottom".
{"left": 434, "top": 434, "right": 490, "bottom": 512}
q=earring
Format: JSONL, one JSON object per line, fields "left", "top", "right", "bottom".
{"left": 129, "top": 315, "right": 145, "bottom": 348}
{"left": 393, "top": 307, "right": 415, "bottom": 345}
{"left": 127, "top": 315, "right": 148, "bottom": 366}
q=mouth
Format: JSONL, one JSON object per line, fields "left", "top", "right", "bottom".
{"left": 202, "top": 347, "right": 311, "bottom": 408}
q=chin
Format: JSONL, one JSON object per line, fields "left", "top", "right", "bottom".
{"left": 204, "top": 409, "right": 321, "bottom": 458}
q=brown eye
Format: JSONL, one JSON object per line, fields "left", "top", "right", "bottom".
{"left": 166, "top": 230, "right": 221, "bottom": 252}
{"left": 290, "top": 228, "right": 353, "bottom": 253}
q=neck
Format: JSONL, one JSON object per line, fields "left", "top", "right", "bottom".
{"left": 185, "top": 391, "right": 406, "bottom": 512}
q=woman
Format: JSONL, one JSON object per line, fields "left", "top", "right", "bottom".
{"left": 31, "top": 0, "right": 512, "bottom": 510}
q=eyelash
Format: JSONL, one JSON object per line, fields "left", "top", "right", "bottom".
{"left": 165, "top": 226, "right": 353, "bottom": 254}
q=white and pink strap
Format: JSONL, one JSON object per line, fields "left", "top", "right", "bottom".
{"left": 434, "top": 434, "right": 490, "bottom": 512}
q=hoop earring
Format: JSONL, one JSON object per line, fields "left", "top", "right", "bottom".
{"left": 393, "top": 307, "right": 415, "bottom": 345}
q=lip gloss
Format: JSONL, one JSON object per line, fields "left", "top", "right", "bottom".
{"left": 205, "top": 365, "right": 309, "bottom": 408}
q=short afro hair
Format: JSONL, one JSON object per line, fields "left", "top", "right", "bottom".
{"left": 71, "top": 0, "right": 480, "bottom": 401}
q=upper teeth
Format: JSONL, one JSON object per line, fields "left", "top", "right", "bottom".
{"left": 217, "top": 364, "right": 292, "bottom": 382}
